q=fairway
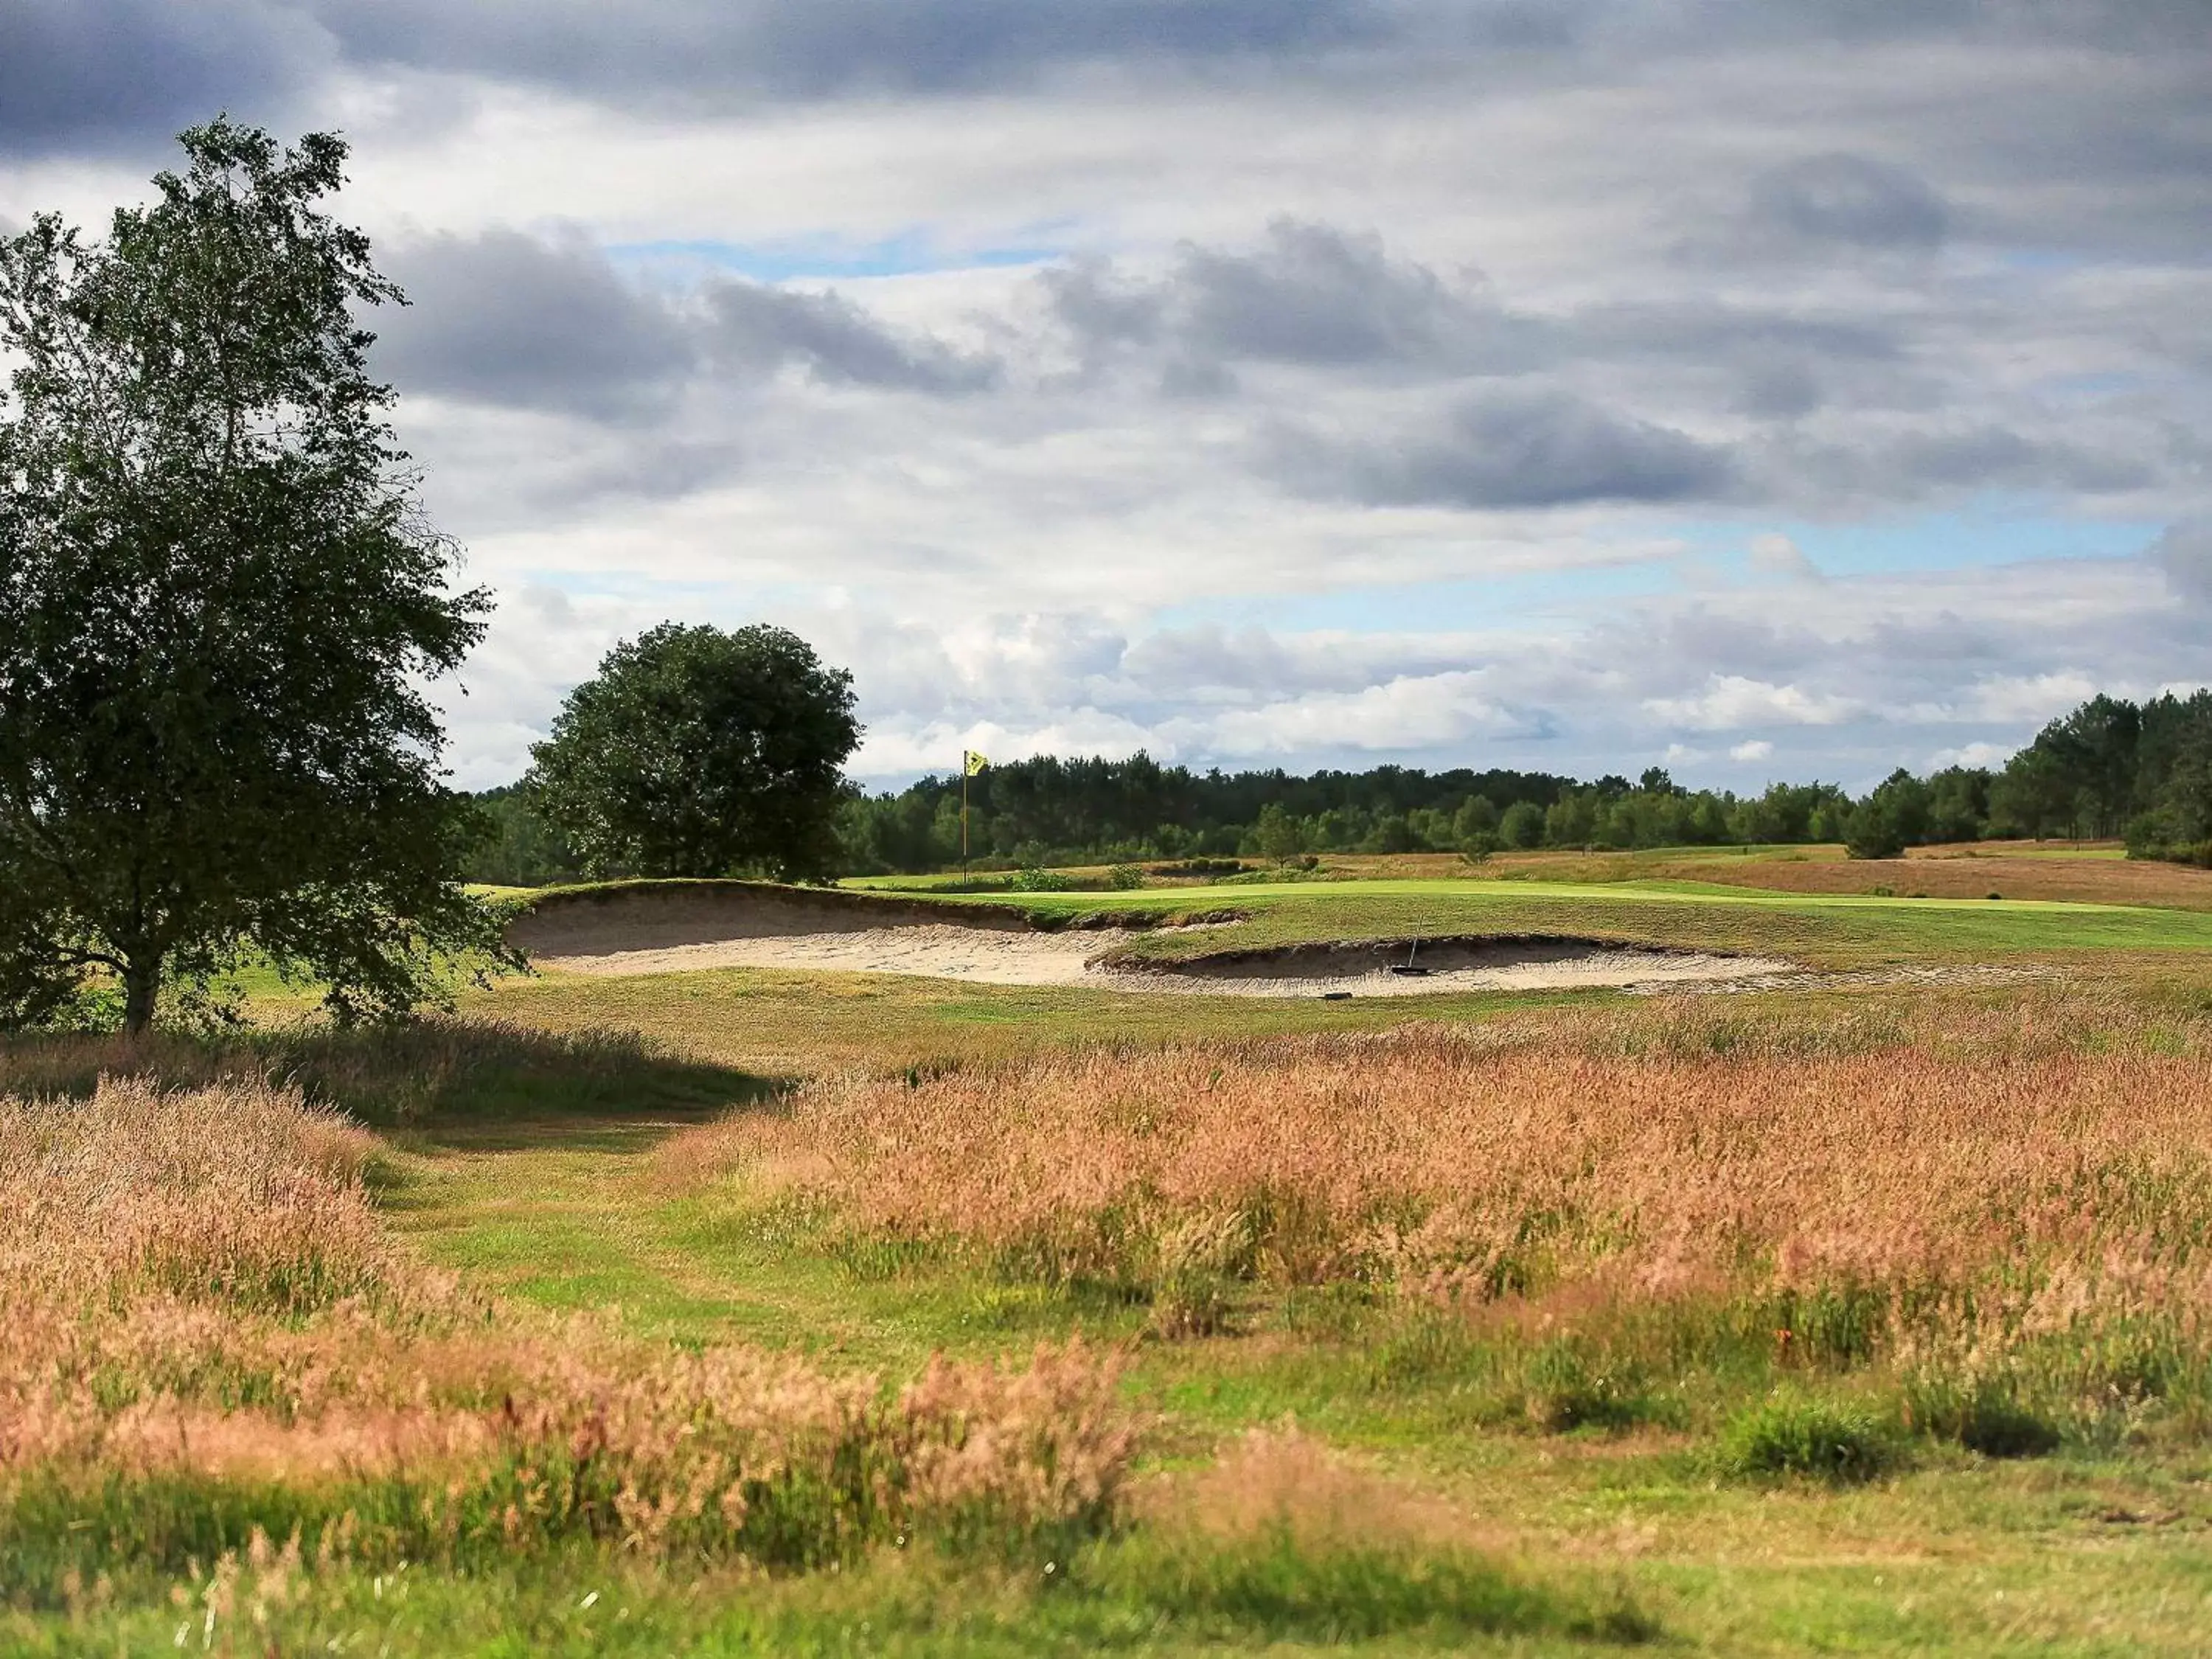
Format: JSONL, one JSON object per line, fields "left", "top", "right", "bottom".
{"left": 902, "top": 872, "right": 2212, "bottom": 971}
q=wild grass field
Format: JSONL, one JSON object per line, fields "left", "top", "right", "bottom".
{"left": 8, "top": 855, "right": 2212, "bottom": 1654}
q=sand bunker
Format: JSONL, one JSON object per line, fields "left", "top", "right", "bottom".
{"left": 514, "top": 890, "right": 1794, "bottom": 997}
{"left": 539, "top": 923, "right": 1107, "bottom": 985}
{"left": 1113, "top": 937, "right": 1795, "bottom": 998}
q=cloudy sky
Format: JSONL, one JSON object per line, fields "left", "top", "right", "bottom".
{"left": 4, "top": 2, "right": 2208, "bottom": 791}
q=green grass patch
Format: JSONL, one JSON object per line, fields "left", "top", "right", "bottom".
{"left": 1719, "top": 1391, "right": 1894, "bottom": 1484}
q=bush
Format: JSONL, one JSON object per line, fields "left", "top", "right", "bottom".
{"left": 1010, "top": 865, "right": 1078, "bottom": 892}
{"left": 1720, "top": 1393, "right": 1891, "bottom": 1483}
{"left": 1090, "top": 1530, "right": 1572, "bottom": 1645}
{"left": 1108, "top": 864, "right": 1148, "bottom": 890}
{"left": 1904, "top": 1375, "right": 2060, "bottom": 1458}
{"left": 1844, "top": 809, "right": 1906, "bottom": 860}
{"left": 1520, "top": 1340, "right": 1649, "bottom": 1433}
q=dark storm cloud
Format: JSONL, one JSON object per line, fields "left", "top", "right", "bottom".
{"left": 376, "top": 231, "right": 695, "bottom": 422}
{"left": 1173, "top": 221, "right": 1496, "bottom": 366}
{"left": 8, "top": 0, "right": 2209, "bottom": 171}
{"left": 299, "top": 0, "right": 1631, "bottom": 111}
{"left": 1047, "top": 224, "right": 1929, "bottom": 414}
{"left": 0, "top": 0, "right": 327, "bottom": 154}
{"left": 1747, "top": 155, "right": 1950, "bottom": 252}
{"left": 1280, "top": 390, "right": 1734, "bottom": 509}
{"left": 2152, "top": 521, "right": 2212, "bottom": 605}
{"left": 705, "top": 285, "right": 1001, "bottom": 394}
{"left": 0, "top": 0, "right": 1427, "bottom": 159}
{"left": 1774, "top": 424, "right": 2158, "bottom": 505}
{"left": 373, "top": 230, "right": 998, "bottom": 420}
{"left": 1048, "top": 221, "right": 1537, "bottom": 375}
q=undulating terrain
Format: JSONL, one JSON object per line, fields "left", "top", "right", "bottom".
{"left": 8, "top": 846, "right": 2212, "bottom": 1654}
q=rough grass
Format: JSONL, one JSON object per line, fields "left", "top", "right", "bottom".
{"left": 0, "top": 1062, "right": 1638, "bottom": 1657}
{"left": 666, "top": 989, "right": 2212, "bottom": 1447}
{"left": 0, "top": 1077, "right": 1138, "bottom": 1604}
{"left": 18, "top": 966, "right": 2212, "bottom": 1652}
{"left": 0, "top": 1018, "right": 772, "bottom": 1125}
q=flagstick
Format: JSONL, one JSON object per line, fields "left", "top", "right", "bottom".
{"left": 961, "top": 756, "right": 969, "bottom": 876}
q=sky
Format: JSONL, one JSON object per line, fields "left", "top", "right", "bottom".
{"left": 2, "top": 1, "right": 2208, "bottom": 794}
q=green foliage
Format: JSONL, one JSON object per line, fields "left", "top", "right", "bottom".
{"left": 1904, "top": 1375, "right": 2060, "bottom": 1458}
{"left": 1519, "top": 1339, "right": 1653, "bottom": 1432}
{"left": 2124, "top": 691, "right": 2212, "bottom": 864}
{"left": 1720, "top": 1392, "right": 1892, "bottom": 1482}
{"left": 464, "top": 785, "right": 588, "bottom": 887}
{"left": 0, "top": 120, "right": 510, "bottom": 1033}
{"left": 0, "top": 1018, "right": 771, "bottom": 1127}
{"left": 1499, "top": 799, "right": 1548, "bottom": 849}
{"left": 1082, "top": 1528, "right": 1624, "bottom": 1646}
{"left": 527, "top": 622, "right": 860, "bottom": 883}
{"left": 1253, "top": 801, "right": 1306, "bottom": 863}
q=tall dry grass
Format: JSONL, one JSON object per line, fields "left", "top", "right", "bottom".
{"left": 672, "top": 993, "right": 2212, "bottom": 1433}
{"left": 1, "top": 1077, "right": 394, "bottom": 1315}
{"left": 0, "top": 1077, "right": 1135, "bottom": 1589}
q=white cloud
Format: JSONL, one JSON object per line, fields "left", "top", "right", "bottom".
{"left": 1904, "top": 672, "right": 2102, "bottom": 726}
{"left": 1925, "top": 741, "right": 2011, "bottom": 770}
{"left": 15, "top": 7, "right": 2188, "bottom": 791}
{"left": 1643, "top": 676, "right": 1859, "bottom": 731}
{"left": 1194, "top": 671, "right": 1521, "bottom": 758}
{"left": 1747, "top": 534, "right": 1821, "bottom": 581}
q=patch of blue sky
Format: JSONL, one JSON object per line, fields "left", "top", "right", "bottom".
{"left": 2035, "top": 371, "right": 2149, "bottom": 402}
{"left": 505, "top": 568, "right": 799, "bottom": 610}
{"left": 606, "top": 231, "right": 1068, "bottom": 284}
{"left": 1149, "top": 504, "right": 2156, "bottom": 641}
{"left": 1989, "top": 248, "right": 2097, "bottom": 274}
{"left": 1690, "top": 503, "right": 2158, "bottom": 580}
{"left": 1152, "top": 558, "right": 1680, "bottom": 637}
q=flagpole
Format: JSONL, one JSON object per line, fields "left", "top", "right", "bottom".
{"left": 961, "top": 756, "right": 969, "bottom": 873}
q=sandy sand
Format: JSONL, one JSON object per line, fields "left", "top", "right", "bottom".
{"left": 533, "top": 924, "right": 1795, "bottom": 997}
{"left": 540, "top": 924, "right": 1104, "bottom": 985}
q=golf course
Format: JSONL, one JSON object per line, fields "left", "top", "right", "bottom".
{"left": 15, "top": 844, "right": 2212, "bottom": 1654}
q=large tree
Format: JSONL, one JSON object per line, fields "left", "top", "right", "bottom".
{"left": 528, "top": 622, "right": 861, "bottom": 882}
{"left": 0, "top": 121, "right": 512, "bottom": 1034}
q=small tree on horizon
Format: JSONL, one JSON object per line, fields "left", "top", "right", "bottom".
{"left": 527, "top": 622, "right": 861, "bottom": 883}
{"left": 0, "top": 120, "right": 512, "bottom": 1034}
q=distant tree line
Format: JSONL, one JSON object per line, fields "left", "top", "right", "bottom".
{"left": 469, "top": 680, "right": 2212, "bottom": 886}
{"left": 828, "top": 689, "right": 2212, "bottom": 874}
{"left": 835, "top": 759, "right": 1865, "bottom": 872}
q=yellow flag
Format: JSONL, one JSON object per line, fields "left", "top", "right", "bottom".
{"left": 964, "top": 749, "right": 989, "bottom": 776}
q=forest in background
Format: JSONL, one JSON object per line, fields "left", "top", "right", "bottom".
{"left": 467, "top": 689, "right": 2212, "bottom": 884}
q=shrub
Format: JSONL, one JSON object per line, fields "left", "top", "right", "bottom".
{"left": 1720, "top": 1394, "right": 1891, "bottom": 1482}
{"left": 1108, "top": 863, "right": 1148, "bottom": 890}
{"left": 1520, "top": 1340, "right": 1648, "bottom": 1433}
{"left": 1109, "top": 1427, "right": 1660, "bottom": 1645}
{"left": 1146, "top": 1212, "right": 1250, "bottom": 1340}
{"left": 1903, "top": 1372, "right": 2061, "bottom": 1458}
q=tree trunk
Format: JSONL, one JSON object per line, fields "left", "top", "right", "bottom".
{"left": 122, "top": 956, "right": 161, "bottom": 1037}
